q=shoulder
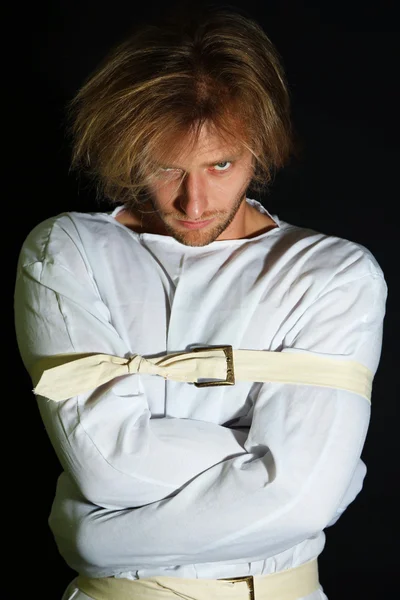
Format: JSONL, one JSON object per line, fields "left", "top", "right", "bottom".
{"left": 277, "top": 224, "right": 387, "bottom": 369}
{"left": 17, "top": 211, "right": 116, "bottom": 267}
{"left": 18, "top": 213, "right": 76, "bottom": 262}
{"left": 276, "top": 220, "right": 385, "bottom": 284}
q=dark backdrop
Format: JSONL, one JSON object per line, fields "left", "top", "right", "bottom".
{"left": 13, "top": 2, "right": 398, "bottom": 598}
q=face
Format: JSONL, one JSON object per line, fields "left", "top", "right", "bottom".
{"left": 142, "top": 124, "right": 255, "bottom": 246}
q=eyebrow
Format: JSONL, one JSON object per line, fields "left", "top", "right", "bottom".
{"left": 156, "top": 151, "right": 244, "bottom": 170}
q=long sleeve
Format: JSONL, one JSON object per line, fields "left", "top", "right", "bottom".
{"left": 48, "top": 265, "right": 387, "bottom": 572}
{"left": 14, "top": 219, "right": 248, "bottom": 509}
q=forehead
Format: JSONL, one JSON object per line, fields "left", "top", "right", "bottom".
{"left": 153, "top": 122, "right": 247, "bottom": 168}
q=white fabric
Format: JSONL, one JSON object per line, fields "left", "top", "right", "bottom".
{"left": 14, "top": 199, "right": 387, "bottom": 597}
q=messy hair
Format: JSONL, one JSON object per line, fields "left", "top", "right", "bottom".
{"left": 68, "top": 3, "right": 294, "bottom": 206}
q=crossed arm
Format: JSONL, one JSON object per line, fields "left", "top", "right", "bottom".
{"left": 14, "top": 223, "right": 387, "bottom": 569}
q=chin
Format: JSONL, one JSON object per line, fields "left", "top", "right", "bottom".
{"left": 163, "top": 218, "right": 226, "bottom": 247}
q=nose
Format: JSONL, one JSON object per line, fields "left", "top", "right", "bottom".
{"left": 178, "top": 172, "right": 209, "bottom": 220}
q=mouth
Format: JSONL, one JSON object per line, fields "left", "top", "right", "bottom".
{"left": 175, "top": 218, "right": 216, "bottom": 230}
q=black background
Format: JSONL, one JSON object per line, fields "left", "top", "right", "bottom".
{"left": 13, "top": 1, "right": 398, "bottom": 598}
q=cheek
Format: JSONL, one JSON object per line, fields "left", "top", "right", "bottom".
{"left": 212, "top": 170, "right": 249, "bottom": 195}
{"left": 148, "top": 181, "right": 176, "bottom": 205}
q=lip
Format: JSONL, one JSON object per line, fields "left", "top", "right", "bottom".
{"left": 176, "top": 218, "right": 215, "bottom": 230}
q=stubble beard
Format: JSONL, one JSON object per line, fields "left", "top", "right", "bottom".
{"left": 154, "top": 183, "right": 250, "bottom": 247}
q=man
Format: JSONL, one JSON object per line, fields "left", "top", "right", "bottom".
{"left": 14, "top": 5, "right": 387, "bottom": 600}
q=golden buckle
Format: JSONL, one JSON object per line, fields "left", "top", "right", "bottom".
{"left": 218, "top": 575, "right": 255, "bottom": 599}
{"left": 192, "top": 345, "right": 235, "bottom": 388}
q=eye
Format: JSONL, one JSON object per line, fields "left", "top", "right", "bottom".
{"left": 213, "top": 161, "right": 232, "bottom": 172}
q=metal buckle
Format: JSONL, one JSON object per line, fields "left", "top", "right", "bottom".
{"left": 218, "top": 575, "right": 255, "bottom": 599}
{"left": 192, "top": 345, "right": 235, "bottom": 387}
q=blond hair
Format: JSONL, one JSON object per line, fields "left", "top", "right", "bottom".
{"left": 68, "top": 3, "right": 294, "bottom": 206}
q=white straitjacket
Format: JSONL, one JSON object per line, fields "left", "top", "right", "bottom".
{"left": 14, "top": 199, "right": 387, "bottom": 599}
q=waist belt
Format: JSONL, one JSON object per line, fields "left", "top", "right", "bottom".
{"left": 31, "top": 345, "right": 372, "bottom": 403}
{"left": 76, "top": 558, "right": 319, "bottom": 600}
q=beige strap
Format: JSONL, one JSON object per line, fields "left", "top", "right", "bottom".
{"left": 77, "top": 558, "right": 319, "bottom": 600}
{"left": 32, "top": 347, "right": 372, "bottom": 403}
